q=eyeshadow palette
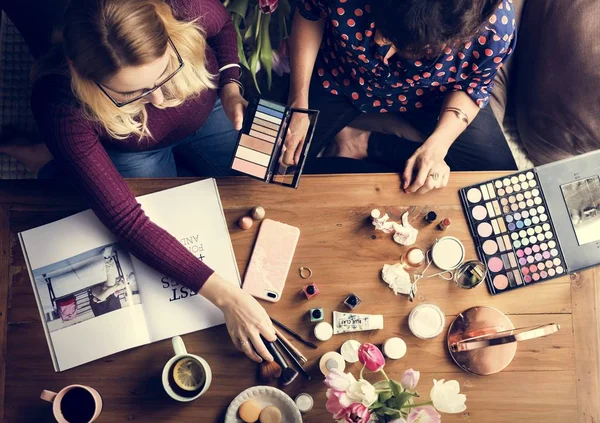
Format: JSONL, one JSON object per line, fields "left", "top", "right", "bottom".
{"left": 460, "top": 150, "right": 600, "bottom": 295}
{"left": 231, "top": 98, "right": 319, "bottom": 189}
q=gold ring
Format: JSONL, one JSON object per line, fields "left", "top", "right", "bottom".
{"left": 299, "top": 267, "right": 312, "bottom": 279}
{"left": 430, "top": 172, "right": 440, "bottom": 181}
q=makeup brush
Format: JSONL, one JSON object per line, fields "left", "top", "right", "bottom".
{"left": 262, "top": 336, "right": 299, "bottom": 386}
{"left": 274, "top": 328, "right": 307, "bottom": 363}
{"left": 271, "top": 318, "right": 318, "bottom": 349}
{"left": 275, "top": 337, "right": 312, "bottom": 381}
{"left": 258, "top": 360, "right": 282, "bottom": 383}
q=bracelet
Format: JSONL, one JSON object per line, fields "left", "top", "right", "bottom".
{"left": 439, "top": 107, "right": 469, "bottom": 124}
{"left": 219, "top": 78, "right": 245, "bottom": 98}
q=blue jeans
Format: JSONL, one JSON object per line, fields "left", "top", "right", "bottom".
{"left": 40, "top": 99, "right": 238, "bottom": 178}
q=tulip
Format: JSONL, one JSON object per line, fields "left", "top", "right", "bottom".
{"left": 326, "top": 389, "right": 349, "bottom": 420}
{"left": 389, "top": 419, "right": 408, "bottom": 423}
{"left": 401, "top": 369, "right": 421, "bottom": 391}
{"left": 346, "top": 379, "right": 378, "bottom": 407}
{"left": 407, "top": 406, "right": 441, "bottom": 423}
{"left": 272, "top": 39, "right": 290, "bottom": 76}
{"left": 258, "top": 0, "right": 278, "bottom": 14}
{"left": 430, "top": 379, "right": 467, "bottom": 413}
{"left": 357, "top": 343, "right": 386, "bottom": 372}
{"left": 325, "top": 368, "right": 357, "bottom": 392}
{"left": 342, "top": 403, "right": 371, "bottom": 423}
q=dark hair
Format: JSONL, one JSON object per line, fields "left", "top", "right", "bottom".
{"left": 371, "top": 0, "right": 501, "bottom": 57}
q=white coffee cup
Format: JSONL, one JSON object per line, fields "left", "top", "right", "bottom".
{"left": 162, "top": 336, "right": 212, "bottom": 402}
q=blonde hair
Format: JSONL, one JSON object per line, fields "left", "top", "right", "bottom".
{"left": 60, "top": 0, "right": 215, "bottom": 139}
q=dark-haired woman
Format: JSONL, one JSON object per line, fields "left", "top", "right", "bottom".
{"left": 285, "top": 0, "right": 518, "bottom": 193}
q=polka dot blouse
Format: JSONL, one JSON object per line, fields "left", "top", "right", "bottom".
{"left": 298, "top": 0, "right": 517, "bottom": 113}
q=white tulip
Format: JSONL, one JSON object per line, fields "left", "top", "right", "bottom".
{"left": 346, "top": 379, "right": 378, "bottom": 407}
{"left": 430, "top": 379, "right": 467, "bottom": 413}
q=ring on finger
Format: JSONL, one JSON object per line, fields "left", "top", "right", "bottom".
{"left": 239, "top": 339, "right": 249, "bottom": 348}
{"left": 429, "top": 172, "right": 440, "bottom": 181}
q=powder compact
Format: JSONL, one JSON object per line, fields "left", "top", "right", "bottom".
{"left": 460, "top": 150, "right": 600, "bottom": 295}
{"left": 231, "top": 98, "right": 319, "bottom": 188}
{"left": 447, "top": 306, "right": 560, "bottom": 375}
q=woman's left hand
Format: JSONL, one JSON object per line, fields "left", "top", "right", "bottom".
{"left": 221, "top": 83, "right": 247, "bottom": 130}
{"left": 402, "top": 141, "right": 450, "bottom": 194}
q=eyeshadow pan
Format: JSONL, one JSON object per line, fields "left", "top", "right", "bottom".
{"left": 472, "top": 205, "right": 487, "bottom": 221}
{"left": 467, "top": 188, "right": 483, "bottom": 203}
{"left": 254, "top": 117, "right": 281, "bottom": 131}
{"left": 526, "top": 171, "right": 534, "bottom": 179}
{"left": 477, "top": 222, "right": 493, "bottom": 237}
{"left": 495, "top": 180, "right": 503, "bottom": 188}
{"left": 493, "top": 274, "right": 509, "bottom": 290}
{"left": 483, "top": 239, "right": 498, "bottom": 255}
{"left": 497, "top": 236, "right": 506, "bottom": 251}
{"left": 503, "top": 178, "right": 511, "bottom": 187}
{"left": 249, "top": 129, "right": 276, "bottom": 143}
{"left": 239, "top": 133, "right": 275, "bottom": 155}
{"left": 488, "top": 257, "right": 503, "bottom": 273}
{"left": 519, "top": 173, "right": 526, "bottom": 182}
{"left": 232, "top": 157, "right": 267, "bottom": 179}
{"left": 491, "top": 219, "right": 500, "bottom": 234}
{"left": 481, "top": 184, "right": 490, "bottom": 200}
{"left": 486, "top": 202, "right": 495, "bottom": 218}
{"left": 255, "top": 110, "right": 281, "bottom": 124}
{"left": 251, "top": 123, "right": 279, "bottom": 138}
{"left": 492, "top": 200, "right": 501, "bottom": 215}
{"left": 487, "top": 183, "right": 496, "bottom": 198}
{"left": 513, "top": 269, "right": 523, "bottom": 285}
{"left": 235, "top": 145, "right": 271, "bottom": 166}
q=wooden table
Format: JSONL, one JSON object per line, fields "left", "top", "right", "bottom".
{"left": 0, "top": 173, "right": 598, "bottom": 423}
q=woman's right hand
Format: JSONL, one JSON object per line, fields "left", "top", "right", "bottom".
{"left": 281, "top": 111, "right": 311, "bottom": 166}
{"left": 200, "top": 274, "right": 276, "bottom": 363}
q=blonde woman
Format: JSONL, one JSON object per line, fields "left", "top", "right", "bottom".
{"left": 20, "top": 0, "right": 277, "bottom": 363}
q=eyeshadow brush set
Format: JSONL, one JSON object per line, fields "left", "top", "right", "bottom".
{"left": 231, "top": 98, "right": 319, "bottom": 188}
{"left": 460, "top": 150, "right": 600, "bottom": 295}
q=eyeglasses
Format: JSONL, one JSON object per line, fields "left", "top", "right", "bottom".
{"left": 96, "top": 37, "right": 184, "bottom": 108}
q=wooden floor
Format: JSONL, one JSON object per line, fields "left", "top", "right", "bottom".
{"left": 0, "top": 173, "right": 598, "bottom": 422}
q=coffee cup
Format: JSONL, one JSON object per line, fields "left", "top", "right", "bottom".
{"left": 40, "top": 385, "right": 102, "bottom": 423}
{"left": 162, "top": 335, "right": 212, "bottom": 402}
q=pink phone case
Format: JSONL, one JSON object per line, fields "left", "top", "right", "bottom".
{"left": 242, "top": 219, "right": 300, "bottom": 302}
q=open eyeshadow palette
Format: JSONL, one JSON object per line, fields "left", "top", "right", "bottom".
{"left": 231, "top": 98, "right": 319, "bottom": 189}
{"left": 460, "top": 150, "right": 600, "bottom": 295}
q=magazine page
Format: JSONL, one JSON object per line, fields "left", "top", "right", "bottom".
{"left": 132, "top": 179, "right": 241, "bottom": 342}
{"left": 19, "top": 212, "right": 150, "bottom": 372}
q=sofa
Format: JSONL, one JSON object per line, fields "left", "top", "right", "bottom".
{"left": 1, "top": 0, "right": 599, "bottom": 173}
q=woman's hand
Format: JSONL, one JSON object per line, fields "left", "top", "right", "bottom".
{"left": 402, "top": 140, "right": 450, "bottom": 194}
{"left": 200, "top": 274, "right": 276, "bottom": 363}
{"left": 220, "top": 83, "right": 248, "bottom": 130}
{"left": 281, "top": 112, "right": 311, "bottom": 165}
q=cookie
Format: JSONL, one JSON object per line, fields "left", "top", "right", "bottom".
{"left": 239, "top": 399, "right": 262, "bottom": 422}
{"left": 259, "top": 405, "right": 282, "bottom": 423}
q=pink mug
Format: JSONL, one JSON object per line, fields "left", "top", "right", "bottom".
{"left": 40, "top": 385, "right": 102, "bottom": 423}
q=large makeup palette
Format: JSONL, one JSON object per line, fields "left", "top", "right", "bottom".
{"left": 231, "top": 99, "right": 319, "bottom": 189}
{"left": 460, "top": 150, "right": 600, "bottom": 295}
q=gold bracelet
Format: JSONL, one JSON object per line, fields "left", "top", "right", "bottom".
{"left": 439, "top": 107, "right": 469, "bottom": 124}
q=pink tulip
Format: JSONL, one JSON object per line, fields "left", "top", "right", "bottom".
{"left": 259, "top": 0, "right": 278, "bottom": 14}
{"left": 343, "top": 403, "right": 371, "bottom": 423}
{"left": 407, "top": 406, "right": 441, "bottom": 423}
{"left": 273, "top": 39, "right": 290, "bottom": 76}
{"left": 401, "top": 369, "right": 421, "bottom": 390}
{"left": 325, "top": 389, "right": 349, "bottom": 420}
{"left": 358, "top": 343, "right": 386, "bottom": 372}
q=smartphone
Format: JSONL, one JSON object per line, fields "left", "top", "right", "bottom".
{"left": 242, "top": 219, "right": 300, "bottom": 302}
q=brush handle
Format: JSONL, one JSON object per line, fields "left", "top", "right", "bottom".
{"left": 274, "top": 328, "right": 307, "bottom": 363}
{"left": 262, "top": 336, "right": 291, "bottom": 370}
{"left": 275, "top": 337, "right": 312, "bottom": 380}
{"left": 272, "top": 318, "right": 318, "bottom": 349}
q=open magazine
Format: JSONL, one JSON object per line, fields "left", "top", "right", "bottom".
{"left": 19, "top": 179, "right": 240, "bottom": 372}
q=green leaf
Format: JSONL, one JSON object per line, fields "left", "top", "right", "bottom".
{"left": 378, "top": 391, "right": 393, "bottom": 403}
{"left": 247, "top": 48, "right": 261, "bottom": 93}
{"left": 227, "top": 0, "right": 249, "bottom": 20}
{"left": 258, "top": 12, "right": 273, "bottom": 89}
{"left": 232, "top": 16, "right": 250, "bottom": 70}
{"left": 376, "top": 407, "right": 401, "bottom": 417}
{"left": 389, "top": 380, "right": 403, "bottom": 397}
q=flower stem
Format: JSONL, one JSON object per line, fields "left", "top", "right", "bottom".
{"left": 380, "top": 369, "right": 391, "bottom": 381}
{"left": 401, "top": 401, "right": 433, "bottom": 410}
{"left": 360, "top": 363, "right": 366, "bottom": 380}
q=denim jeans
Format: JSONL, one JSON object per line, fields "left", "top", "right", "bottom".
{"left": 40, "top": 99, "right": 238, "bottom": 178}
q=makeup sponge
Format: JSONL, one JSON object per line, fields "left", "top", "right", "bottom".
{"left": 259, "top": 405, "right": 282, "bottom": 423}
{"left": 239, "top": 399, "right": 262, "bottom": 422}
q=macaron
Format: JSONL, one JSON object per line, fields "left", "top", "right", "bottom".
{"left": 259, "top": 405, "right": 282, "bottom": 423}
{"left": 239, "top": 399, "right": 262, "bottom": 422}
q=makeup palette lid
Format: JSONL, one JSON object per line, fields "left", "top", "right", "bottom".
{"left": 447, "top": 306, "right": 560, "bottom": 375}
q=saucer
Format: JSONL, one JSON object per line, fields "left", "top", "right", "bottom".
{"left": 225, "top": 385, "right": 302, "bottom": 423}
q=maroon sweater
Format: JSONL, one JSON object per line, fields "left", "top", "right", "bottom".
{"left": 31, "top": 0, "right": 240, "bottom": 293}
